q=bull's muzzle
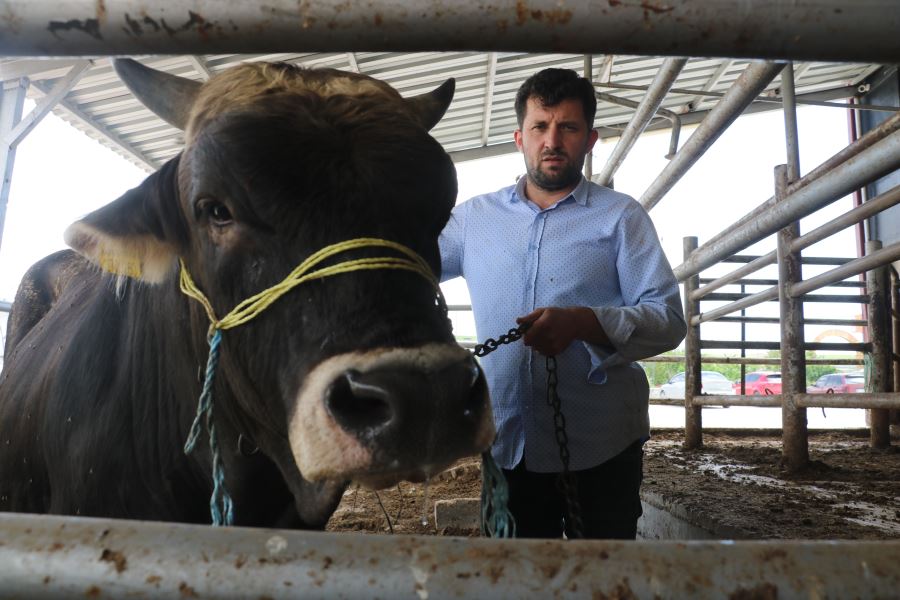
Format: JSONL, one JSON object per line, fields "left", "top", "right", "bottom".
{"left": 289, "top": 344, "right": 494, "bottom": 488}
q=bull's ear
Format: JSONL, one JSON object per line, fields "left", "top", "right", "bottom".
{"left": 404, "top": 78, "right": 455, "bottom": 131}
{"left": 114, "top": 58, "right": 201, "bottom": 130}
{"left": 64, "top": 157, "right": 185, "bottom": 284}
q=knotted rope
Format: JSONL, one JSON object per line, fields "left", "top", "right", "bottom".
{"left": 179, "top": 238, "right": 441, "bottom": 526}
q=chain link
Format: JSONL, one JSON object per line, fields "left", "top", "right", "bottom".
{"left": 471, "top": 321, "right": 583, "bottom": 539}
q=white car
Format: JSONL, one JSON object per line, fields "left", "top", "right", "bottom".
{"left": 657, "top": 371, "right": 735, "bottom": 399}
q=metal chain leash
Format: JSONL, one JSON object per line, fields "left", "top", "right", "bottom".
{"left": 472, "top": 321, "right": 584, "bottom": 539}
{"left": 545, "top": 356, "right": 584, "bottom": 539}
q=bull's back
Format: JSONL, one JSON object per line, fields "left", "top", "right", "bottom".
{"left": 3, "top": 250, "right": 93, "bottom": 358}
{"left": 0, "top": 251, "right": 110, "bottom": 513}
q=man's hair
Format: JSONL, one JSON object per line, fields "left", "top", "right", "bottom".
{"left": 514, "top": 68, "right": 597, "bottom": 129}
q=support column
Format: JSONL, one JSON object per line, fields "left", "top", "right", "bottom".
{"left": 781, "top": 62, "right": 801, "bottom": 182}
{"left": 866, "top": 239, "right": 891, "bottom": 448}
{"left": 776, "top": 164, "right": 808, "bottom": 472}
{"left": 683, "top": 236, "right": 702, "bottom": 449}
{"left": 0, "top": 77, "right": 28, "bottom": 253}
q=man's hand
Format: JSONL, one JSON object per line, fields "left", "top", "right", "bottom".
{"left": 516, "top": 307, "right": 610, "bottom": 356}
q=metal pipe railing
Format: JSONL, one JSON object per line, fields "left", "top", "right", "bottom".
{"left": 3, "top": 512, "right": 900, "bottom": 598}
{"left": 687, "top": 394, "right": 900, "bottom": 410}
{"left": 640, "top": 61, "right": 784, "bottom": 211}
{"left": 697, "top": 111, "right": 900, "bottom": 257}
{"left": 675, "top": 129, "right": 900, "bottom": 281}
{"left": 791, "top": 240, "right": 900, "bottom": 298}
{"left": 2, "top": 1, "right": 899, "bottom": 61}
{"left": 594, "top": 92, "right": 683, "bottom": 165}
{"left": 594, "top": 57, "right": 687, "bottom": 186}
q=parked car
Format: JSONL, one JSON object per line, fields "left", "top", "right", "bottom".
{"left": 807, "top": 372, "right": 866, "bottom": 394}
{"left": 733, "top": 371, "right": 782, "bottom": 395}
{"left": 657, "top": 371, "right": 735, "bottom": 399}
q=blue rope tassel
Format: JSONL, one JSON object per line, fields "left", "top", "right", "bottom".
{"left": 480, "top": 451, "right": 516, "bottom": 538}
{"left": 184, "top": 329, "right": 235, "bottom": 526}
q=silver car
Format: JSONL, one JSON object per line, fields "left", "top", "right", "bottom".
{"left": 657, "top": 371, "right": 735, "bottom": 399}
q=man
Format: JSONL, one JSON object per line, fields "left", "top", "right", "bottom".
{"left": 439, "top": 68, "right": 686, "bottom": 539}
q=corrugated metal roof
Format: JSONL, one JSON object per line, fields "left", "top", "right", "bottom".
{"left": 0, "top": 53, "right": 882, "bottom": 171}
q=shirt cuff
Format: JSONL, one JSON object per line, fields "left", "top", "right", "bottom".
{"left": 582, "top": 342, "right": 628, "bottom": 385}
{"left": 590, "top": 306, "right": 636, "bottom": 349}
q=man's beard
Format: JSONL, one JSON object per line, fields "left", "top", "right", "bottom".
{"left": 527, "top": 154, "right": 584, "bottom": 192}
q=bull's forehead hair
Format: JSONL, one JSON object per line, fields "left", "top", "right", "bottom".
{"left": 186, "top": 63, "right": 400, "bottom": 143}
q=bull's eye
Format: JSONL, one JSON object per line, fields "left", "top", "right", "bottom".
{"left": 198, "top": 199, "right": 233, "bottom": 226}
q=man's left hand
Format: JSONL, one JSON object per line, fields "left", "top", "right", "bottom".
{"left": 517, "top": 307, "right": 601, "bottom": 356}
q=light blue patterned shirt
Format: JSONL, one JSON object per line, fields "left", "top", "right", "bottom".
{"left": 439, "top": 176, "right": 686, "bottom": 472}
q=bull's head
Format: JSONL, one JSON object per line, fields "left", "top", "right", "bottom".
{"left": 63, "top": 59, "right": 493, "bottom": 520}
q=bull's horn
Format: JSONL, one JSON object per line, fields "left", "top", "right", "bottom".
{"left": 404, "top": 78, "right": 455, "bottom": 131}
{"left": 113, "top": 58, "right": 202, "bottom": 131}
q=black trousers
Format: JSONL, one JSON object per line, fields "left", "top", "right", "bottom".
{"left": 501, "top": 439, "right": 644, "bottom": 539}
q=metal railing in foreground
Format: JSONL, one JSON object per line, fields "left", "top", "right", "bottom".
{"left": 2, "top": 512, "right": 899, "bottom": 599}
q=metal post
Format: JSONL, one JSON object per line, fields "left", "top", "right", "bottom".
{"left": 781, "top": 63, "right": 801, "bottom": 181}
{"left": 683, "top": 236, "right": 702, "bottom": 449}
{"left": 775, "top": 165, "right": 808, "bottom": 472}
{"left": 866, "top": 239, "right": 891, "bottom": 449}
{"left": 892, "top": 269, "right": 900, "bottom": 436}
{"left": 640, "top": 61, "right": 783, "bottom": 211}
{"left": 0, "top": 76, "right": 28, "bottom": 254}
{"left": 583, "top": 54, "right": 593, "bottom": 180}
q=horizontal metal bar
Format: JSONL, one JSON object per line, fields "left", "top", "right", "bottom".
{"left": 2, "top": 1, "right": 899, "bottom": 61}
{"left": 700, "top": 278, "right": 864, "bottom": 289}
{"left": 723, "top": 254, "right": 853, "bottom": 266}
{"left": 694, "top": 288, "right": 780, "bottom": 324}
{"left": 700, "top": 341, "right": 871, "bottom": 352}
{"left": 692, "top": 395, "right": 781, "bottom": 407}
{"left": 799, "top": 294, "right": 869, "bottom": 303}
{"left": 692, "top": 252, "right": 777, "bottom": 300}
{"left": 710, "top": 316, "right": 868, "bottom": 326}
{"left": 791, "top": 185, "right": 900, "bottom": 254}
{"left": 641, "top": 356, "right": 863, "bottom": 366}
{"left": 3, "top": 512, "right": 900, "bottom": 598}
{"left": 791, "top": 241, "right": 900, "bottom": 298}
{"left": 676, "top": 130, "right": 900, "bottom": 281}
{"left": 796, "top": 393, "right": 900, "bottom": 409}
{"left": 683, "top": 112, "right": 900, "bottom": 278}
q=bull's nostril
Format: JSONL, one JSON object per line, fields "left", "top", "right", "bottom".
{"left": 326, "top": 369, "right": 393, "bottom": 433}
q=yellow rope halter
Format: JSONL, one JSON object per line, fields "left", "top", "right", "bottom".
{"left": 179, "top": 237, "right": 442, "bottom": 335}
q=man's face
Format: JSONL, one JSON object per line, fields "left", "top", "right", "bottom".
{"left": 514, "top": 97, "right": 599, "bottom": 193}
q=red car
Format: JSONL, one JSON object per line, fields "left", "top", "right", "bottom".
{"left": 807, "top": 372, "right": 866, "bottom": 394}
{"left": 733, "top": 371, "right": 782, "bottom": 395}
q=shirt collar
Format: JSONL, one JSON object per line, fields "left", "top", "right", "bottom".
{"left": 511, "top": 175, "right": 590, "bottom": 209}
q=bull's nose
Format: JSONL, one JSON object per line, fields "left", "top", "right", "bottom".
{"left": 324, "top": 355, "right": 488, "bottom": 445}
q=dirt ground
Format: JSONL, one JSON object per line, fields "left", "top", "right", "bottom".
{"left": 326, "top": 428, "right": 900, "bottom": 540}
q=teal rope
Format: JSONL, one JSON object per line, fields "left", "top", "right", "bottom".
{"left": 184, "top": 329, "right": 235, "bottom": 526}
{"left": 480, "top": 451, "right": 516, "bottom": 538}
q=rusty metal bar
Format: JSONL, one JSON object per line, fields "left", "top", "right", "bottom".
{"left": 640, "top": 61, "right": 783, "bottom": 211}
{"left": 790, "top": 185, "right": 900, "bottom": 255}
{"left": 776, "top": 165, "right": 809, "bottom": 472}
{"left": 595, "top": 57, "right": 686, "bottom": 186}
{"left": 689, "top": 393, "right": 900, "bottom": 409}
{"left": 683, "top": 236, "right": 702, "bottom": 449}
{"left": 693, "top": 288, "right": 779, "bottom": 326}
{"left": 675, "top": 129, "right": 900, "bottom": 281}
{"left": 691, "top": 252, "right": 776, "bottom": 301}
{"left": 642, "top": 356, "right": 863, "bottom": 366}
{"left": 866, "top": 240, "right": 892, "bottom": 449}
{"left": 3, "top": 513, "right": 900, "bottom": 598}
{"left": 689, "top": 112, "right": 900, "bottom": 263}
{"left": 1, "top": 1, "right": 898, "bottom": 60}
{"left": 790, "top": 240, "right": 900, "bottom": 298}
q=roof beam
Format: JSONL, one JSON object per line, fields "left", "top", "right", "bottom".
{"left": 32, "top": 80, "right": 157, "bottom": 172}
{"left": 186, "top": 56, "right": 213, "bottom": 80}
{"left": 3, "top": 60, "right": 91, "bottom": 149}
{"left": 479, "top": 53, "right": 498, "bottom": 147}
{"left": 346, "top": 53, "right": 360, "bottom": 73}
{"left": 682, "top": 59, "right": 732, "bottom": 112}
